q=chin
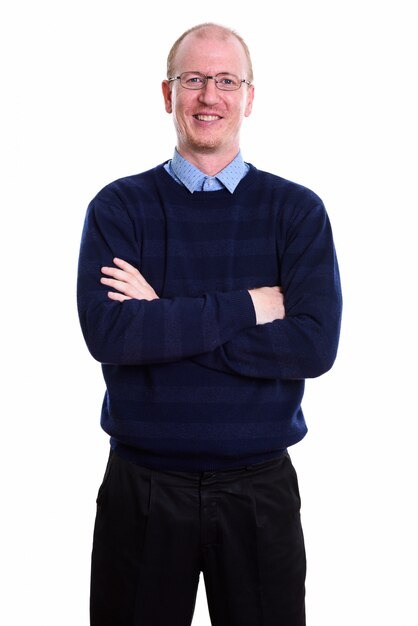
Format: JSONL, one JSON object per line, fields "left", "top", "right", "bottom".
{"left": 189, "top": 136, "right": 222, "bottom": 152}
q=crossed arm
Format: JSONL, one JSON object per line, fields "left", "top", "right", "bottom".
{"left": 78, "top": 194, "right": 341, "bottom": 379}
{"left": 100, "top": 257, "right": 285, "bottom": 326}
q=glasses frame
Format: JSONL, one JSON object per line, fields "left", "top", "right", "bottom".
{"left": 168, "top": 71, "right": 252, "bottom": 91}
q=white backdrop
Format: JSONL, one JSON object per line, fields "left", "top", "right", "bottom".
{"left": 1, "top": 1, "right": 416, "bottom": 624}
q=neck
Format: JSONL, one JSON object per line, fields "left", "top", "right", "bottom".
{"left": 176, "top": 146, "right": 240, "bottom": 176}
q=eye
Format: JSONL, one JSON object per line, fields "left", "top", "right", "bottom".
{"left": 216, "top": 74, "right": 240, "bottom": 89}
{"left": 184, "top": 73, "right": 205, "bottom": 85}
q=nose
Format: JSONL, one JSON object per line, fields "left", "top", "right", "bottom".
{"left": 197, "top": 78, "right": 220, "bottom": 105}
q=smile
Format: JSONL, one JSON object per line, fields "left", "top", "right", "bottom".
{"left": 194, "top": 114, "right": 222, "bottom": 121}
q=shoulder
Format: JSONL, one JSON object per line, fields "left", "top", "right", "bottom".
{"left": 244, "top": 165, "right": 328, "bottom": 229}
{"left": 247, "top": 164, "right": 324, "bottom": 207}
{"left": 90, "top": 163, "right": 167, "bottom": 206}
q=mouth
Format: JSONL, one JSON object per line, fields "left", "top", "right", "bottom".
{"left": 193, "top": 114, "right": 222, "bottom": 122}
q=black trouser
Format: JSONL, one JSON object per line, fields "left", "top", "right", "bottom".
{"left": 90, "top": 450, "right": 306, "bottom": 626}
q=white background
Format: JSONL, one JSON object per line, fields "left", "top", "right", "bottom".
{"left": 1, "top": 0, "right": 417, "bottom": 624}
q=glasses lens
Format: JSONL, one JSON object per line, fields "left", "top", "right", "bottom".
{"left": 180, "top": 72, "right": 207, "bottom": 89}
{"left": 215, "top": 74, "right": 241, "bottom": 90}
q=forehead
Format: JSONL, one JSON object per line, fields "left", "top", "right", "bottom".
{"left": 174, "top": 31, "right": 248, "bottom": 74}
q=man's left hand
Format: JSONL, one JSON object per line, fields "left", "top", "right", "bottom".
{"left": 100, "top": 258, "right": 159, "bottom": 302}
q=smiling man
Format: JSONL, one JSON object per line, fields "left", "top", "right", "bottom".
{"left": 162, "top": 29, "right": 254, "bottom": 168}
{"left": 77, "top": 22, "right": 342, "bottom": 626}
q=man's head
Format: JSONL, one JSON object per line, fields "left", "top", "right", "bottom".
{"left": 162, "top": 23, "right": 255, "bottom": 169}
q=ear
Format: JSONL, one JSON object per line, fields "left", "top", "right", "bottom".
{"left": 162, "top": 80, "right": 173, "bottom": 114}
{"left": 244, "top": 84, "right": 255, "bottom": 118}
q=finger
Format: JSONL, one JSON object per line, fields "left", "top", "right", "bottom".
{"left": 101, "top": 267, "right": 136, "bottom": 282}
{"left": 113, "top": 257, "right": 140, "bottom": 275}
{"left": 107, "top": 290, "right": 132, "bottom": 302}
{"left": 101, "top": 265, "right": 149, "bottom": 289}
{"left": 100, "top": 277, "right": 130, "bottom": 293}
{"left": 101, "top": 277, "right": 144, "bottom": 300}
{"left": 111, "top": 260, "right": 152, "bottom": 289}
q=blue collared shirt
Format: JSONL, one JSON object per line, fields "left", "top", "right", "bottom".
{"left": 164, "top": 149, "right": 249, "bottom": 193}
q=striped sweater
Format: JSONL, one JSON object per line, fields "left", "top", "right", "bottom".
{"left": 77, "top": 163, "right": 342, "bottom": 471}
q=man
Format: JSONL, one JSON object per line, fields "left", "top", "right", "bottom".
{"left": 77, "top": 22, "right": 342, "bottom": 626}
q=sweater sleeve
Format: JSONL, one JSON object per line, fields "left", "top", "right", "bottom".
{"left": 192, "top": 199, "right": 342, "bottom": 380}
{"left": 77, "top": 195, "right": 256, "bottom": 365}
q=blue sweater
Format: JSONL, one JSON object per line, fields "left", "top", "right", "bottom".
{"left": 77, "top": 163, "right": 342, "bottom": 471}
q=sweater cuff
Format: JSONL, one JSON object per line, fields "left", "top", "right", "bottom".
{"left": 215, "top": 289, "right": 257, "bottom": 340}
{"left": 235, "top": 289, "right": 257, "bottom": 327}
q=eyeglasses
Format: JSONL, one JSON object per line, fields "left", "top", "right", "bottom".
{"left": 168, "top": 71, "right": 251, "bottom": 91}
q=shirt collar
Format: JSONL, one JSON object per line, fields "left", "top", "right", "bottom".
{"left": 170, "top": 149, "right": 248, "bottom": 194}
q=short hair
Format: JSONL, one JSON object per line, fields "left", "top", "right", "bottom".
{"left": 166, "top": 23, "right": 254, "bottom": 83}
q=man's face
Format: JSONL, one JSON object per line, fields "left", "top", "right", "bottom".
{"left": 162, "top": 31, "right": 254, "bottom": 162}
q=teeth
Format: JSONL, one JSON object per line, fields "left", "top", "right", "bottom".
{"left": 196, "top": 115, "right": 220, "bottom": 121}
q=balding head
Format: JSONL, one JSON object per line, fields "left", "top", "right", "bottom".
{"left": 166, "top": 23, "right": 254, "bottom": 84}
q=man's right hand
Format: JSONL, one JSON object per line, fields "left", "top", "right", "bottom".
{"left": 248, "top": 286, "right": 285, "bottom": 325}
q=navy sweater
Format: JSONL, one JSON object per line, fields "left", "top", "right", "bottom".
{"left": 77, "top": 163, "right": 342, "bottom": 471}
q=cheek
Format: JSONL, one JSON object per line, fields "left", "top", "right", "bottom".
{"left": 172, "top": 99, "right": 192, "bottom": 125}
{"left": 173, "top": 107, "right": 187, "bottom": 127}
{"left": 172, "top": 108, "right": 190, "bottom": 135}
{"left": 233, "top": 101, "right": 248, "bottom": 122}
{"left": 229, "top": 95, "right": 249, "bottom": 119}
